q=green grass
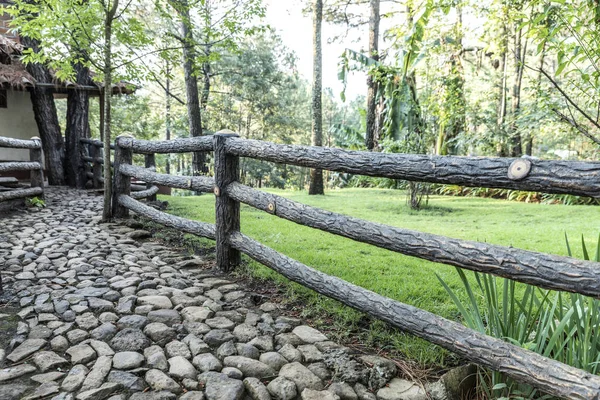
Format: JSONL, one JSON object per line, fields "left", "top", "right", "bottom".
{"left": 159, "top": 188, "right": 598, "bottom": 369}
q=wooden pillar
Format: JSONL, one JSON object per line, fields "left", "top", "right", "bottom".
{"left": 214, "top": 131, "right": 241, "bottom": 272}
{"left": 145, "top": 153, "right": 157, "bottom": 202}
{"left": 29, "top": 136, "right": 44, "bottom": 198}
{"left": 112, "top": 135, "right": 133, "bottom": 218}
{"left": 90, "top": 143, "right": 103, "bottom": 189}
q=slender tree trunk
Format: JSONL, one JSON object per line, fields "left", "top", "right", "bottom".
{"left": 165, "top": 61, "right": 171, "bottom": 175}
{"left": 527, "top": 42, "right": 547, "bottom": 156}
{"left": 496, "top": 15, "right": 509, "bottom": 157}
{"left": 20, "top": 36, "right": 66, "bottom": 186}
{"left": 509, "top": 24, "right": 526, "bottom": 157}
{"left": 65, "top": 60, "right": 91, "bottom": 188}
{"left": 365, "top": 0, "right": 380, "bottom": 151}
{"left": 177, "top": 1, "right": 206, "bottom": 175}
{"left": 102, "top": 0, "right": 119, "bottom": 221}
{"left": 309, "top": 0, "right": 324, "bottom": 195}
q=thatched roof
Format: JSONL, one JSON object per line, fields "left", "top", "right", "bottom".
{"left": 0, "top": 35, "right": 135, "bottom": 95}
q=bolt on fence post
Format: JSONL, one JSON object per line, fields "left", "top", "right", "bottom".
{"left": 29, "top": 136, "right": 44, "bottom": 198}
{"left": 145, "top": 153, "right": 157, "bottom": 202}
{"left": 214, "top": 131, "right": 241, "bottom": 272}
{"left": 112, "top": 135, "right": 133, "bottom": 218}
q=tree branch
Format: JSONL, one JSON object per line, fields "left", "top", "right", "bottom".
{"left": 552, "top": 108, "right": 600, "bottom": 145}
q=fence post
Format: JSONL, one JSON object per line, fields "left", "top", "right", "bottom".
{"left": 88, "top": 143, "right": 100, "bottom": 189}
{"left": 112, "top": 135, "right": 133, "bottom": 218}
{"left": 145, "top": 153, "right": 157, "bottom": 202}
{"left": 214, "top": 131, "right": 241, "bottom": 272}
{"left": 29, "top": 136, "right": 44, "bottom": 198}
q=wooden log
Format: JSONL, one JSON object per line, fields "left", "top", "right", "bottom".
{"left": 131, "top": 185, "right": 159, "bottom": 200}
{"left": 227, "top": 183, "right": 600, "bottom": 298}
{"left": 145, "top": 153, "right": 157, "bottom": 202}
{"left": 214, "top": 134, "right": 241, "bottom": 272}
{"left": 89, "top": 144, "right": 103, "bottom": 189}
{"left": 119, "top": 194, "right": 216, "bottom": 239}
{"left": 229, "top": 231, "right": 600, "bottom": 400}
{"left": 0, "top": 187, "right": 43, "bottom": 202}
{"left": 0, "top": 162, "right": 43, "bottom": 172}
{"left": 28, "top": 137, "right": 44, "bottom": 196}
{"left": 224, "top": 138, "right": 600, "bottom": 198}
{"left": 120, "top": 136, "right": 214, "bottom": 154}
{"left": 79, "top": 138, "right": 115, "bottom": 150}
{"left": 112, "top": 136, "right": 133, "bottom": 218}
{"left": 0, "top": 136, "right": 42, "bottom": 149}
{"left": 119, "top": 164, "right": 214, "bottom": 193}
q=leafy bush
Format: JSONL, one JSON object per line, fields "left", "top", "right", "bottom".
{"left": 26, "top": 196, "right": 46, "bottom": 208}
{"left": 438, "top": 234, "right": 600, "bottom": 399}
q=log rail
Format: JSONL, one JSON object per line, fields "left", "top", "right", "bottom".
{"left": 112, "top": 132, "right": 600, "bottom": 399}
{"left": 0, "top": 136, "right": 45, "bottom": 203}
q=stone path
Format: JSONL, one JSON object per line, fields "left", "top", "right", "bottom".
{"left": 0, "top": 188, "right": 454, "bottom": 400}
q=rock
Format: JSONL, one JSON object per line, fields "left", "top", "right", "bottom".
{"left": 30, "top": 371, "right": 66, "bottom": 384}
{"left": 22, "top": 382, "right": 60, "bottom": 400}
{"left": 0, "top": 364, "right": 37, "bottom": 382}
{"left": 148, "top": 309, "right": 181, "bottom": 325}
{"left": 376, "top": 379, "right": 427, "bottom": 400}
{"left": 358, "top": 356, "right": 396, "bottom": 390}
{"left": 222, "top": 367, "right": 243, "bottom": 379}
{"left": 233, "top": 324, "right": 260, "bottom": 342}
{"left": 87, "top": 298, "right": 115, "bottom": 313}
{"left": 116, "top": 315, "right": 148, "bottom": 330}
{"left": 301, "top": 389, "right": 341, "bottom": 400}
{"left": 243, "top": 377, "right": 271, "bottom": 400}
{"left": 353, "top": 383, "right": 376, "bottom": 400}
{"left": 203, "top": 329, "right": 235, "bottom": 348}
{"left": 90, "top": 323, "right": 117, "bottom": 341}
{"left": 110, "top": 328, "right": 150, "bottom": 352}
{"left": 192, "top": 353, "right": 223, "bottom": 372}
{"left": 7, "top": 338, "right": 46, "bottom": 362}
{"left": 206, "top": 317, "right": 235, "bottom": 330}
{"left": 129, "top": 392, "right": 176, "bottom": 400}
{"left": 259, "top": 352, "right": 288, "bottom": 372}
{"left": 278, "top": 344, "right": 302, "bottom": 363}
{"left": 80, "top": 356, "right": 113, "bottom": 391}
{"left": 323, "top": 350, "right": 365, "bottom": 384}
{"left": 168, "top": 356, "right": 197, "bottom": 380}
{"left": 145, "top": 369, "right": 182, "bottom": 394}
{"left": 298, "top": 345, "right": 323, "bottom": 363}
{"left": 145, "top": 346, "right": 168, "bottom": 371}
{"left": 137, "top": 296, "right": 173, "bottom": 309}
{"left": 292, "top": 326, "right": 328, "bottom": 344}
{"left": 110, "top": 277, "right": 142, "bottom": 290}
{"left": 66, "top": 344, "right": 97, "bottom": 364}
{"left": 183, "top": 335, "right": 210, "bottom": 356}
{"left": 328, "top": 382, "right": 358, "bottom": 400}
{"left": 181, "top": 306, "right": 214, "bottom": 322}
{"left": 0, "top": 383, "right": 31, "bottom": 400}
{"left": 278, "top": 362, "right": 324, "bottom": 392}
{"left": 67, "top": 329, "right": 89, "bottom": 344}
{"left": 223, "top": 356, "right": 276, "bottom": 379}
{"left": 216, "top": 341, "right": 237, "bottom": 359}
{"left": 179, "top": 391, "right": 205, "bottom": 400}
{"left": 32, "top": 351, "right": 69, "bottom": 372}
{"left": 307, "top": 363, "right": 331, "bottom": 382}
{"left": 267, "top": 376, "right": 297, "bottom": 400}
{"left": 438, "top": 364, "right": 477, "bottom": 400}
{"left": 107, "top": 370, "right": 147, "bottom": 391}
{"left": 51, "top": 336, "right": 70, "bottom": 352}
{"left": 144, "top": 322, "right": 177, "bottom": 346}
{"left": 165, "top": 341, "right": 191, "bottom": 359}
{"left": 89, "top": 340, "right": 115, "bottom": 357}
{"left": 76, "top": 313, "right": 100, "bottom": 330}
{"left": 61, "top": 365, "right": 89, "bottom": 392}
{"left": 235, "top": 343, "right": 260, "bottom": 360}
{"left": 248, "top": 335, "right": 274, "bottom": 352}
{"left": 199, "top": 371, "right": 244, "bottom": 400}
{"left": 112, "top": 352, "right": 145, "bottom": 370}
{"left": 75, "top": 382, "right": 121, "bottom": 400}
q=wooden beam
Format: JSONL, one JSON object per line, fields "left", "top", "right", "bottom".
{"left": 0, "top": 162, "right": 42, "bottom": 172}
{"left": 119, "top": 136, "right": 214, "bottom": 154}
{"left": 0, "top": 187, "right": 43, "bottom": 202}
{"left": 119, "top": 164, "right": 214, "bottom": 193}
{"left": 228, "top": 231, "right": 600, "bottom": 400}
{"left": 0, "top": 136, "right": 42, "bottom": 149}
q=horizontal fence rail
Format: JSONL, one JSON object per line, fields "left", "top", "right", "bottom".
{"left": 225, "top": 138, "right": 600, "bottom": 198}
{"left": 110, "top": 133, "right": 600, "bottom": 398}
{"left": 227, "top": 182, "right": 600, "bottom": 298}
{"left": 0, "top": 136, "right": 44, "bottom": 203}
{"left": 229, "top": 231, "right": 600, "bottom": 400}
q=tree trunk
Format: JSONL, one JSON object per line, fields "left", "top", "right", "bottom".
{"left": 65, "top": 61, "right": 91, "bottom": 188}
{"left": 165, "top": 62, "right": 172, "bottom": 175}
{"left": 509, "top": 24, "right": 526, "bottom": 157}
{"left": 309, "top": 0, "right": 324, "bottom": 195}
{"left": 527, "top": 41, "right": 547, "bottom": 156}
{"left": 178, "top": 1, "right": 206, "bottom": 175}
{"left": 20, "top": 36, "right": 66, "bottom": 186}
{"left": 496, "top": 10, "right": 509, "bottom": 157}
{"left": 365, "top": 0, "right": 380, "bottom": 151}
{"left": 102, "top": 0, "right": 119, "bottom": 221}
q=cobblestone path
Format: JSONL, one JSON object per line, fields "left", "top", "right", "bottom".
{"left": 0, "top": 188, "right": 446, "bottom": 400}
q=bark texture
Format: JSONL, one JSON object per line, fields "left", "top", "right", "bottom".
{"left": 228, "top": 232, "right": 600, "bottom": 400}
{"left": 0, "top": 162, "right": 43, "bottom": 172}
{"left": 144, "top": 153, "right": 157, "bottom": 201}
{"left": 119, "top": 194, "right": 215, "bottom": 239}
{"left": 0, "top": 137, "right": 41, "bottom": 149}
{"left": 227, "top": 182, "right": 600, "bottom": 298}
{"left": 65, "top": 62, "right": 92, "bottom": 188}
{"left": 112, "top": 136, "right": 132, "bottom": 219}
{"left": 130, "top": 185, "right": 159, "bottom": 200}
{"left": 119, "top": 164, "right": 214, "bottom": 192}
{"left": 365, "top": 0, "right": 380, "bottom": 151}
{"left": 214, "top": 134, "right": 241, "bottom": 272}
{"left": 309, "top": 0, "right": 324, "bottom": 195}
{"left": 120, "top": 136, "right": 213, "bottom": 154}
{"left": 29, "top": 139, "right": 44, "bottom": 192}
{"left": 224, "top": 138, "right": 600, "bottom": 198}
{"left": 0, "top": 187, "right": 43, "bottom": 202}
{"left": 20, "top": 36, "right": 65, "bottom": 186}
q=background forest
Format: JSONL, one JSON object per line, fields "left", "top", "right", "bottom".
{"left": 4, "top": 0, "right": 600, "bottom": 194}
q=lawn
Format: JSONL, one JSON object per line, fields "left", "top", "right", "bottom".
{"left": 159, "top": 188, "right": 598, "bottom": 368}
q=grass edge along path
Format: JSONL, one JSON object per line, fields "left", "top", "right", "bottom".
{"left": 157, "top": 188, "right": 598, "bottom": 369}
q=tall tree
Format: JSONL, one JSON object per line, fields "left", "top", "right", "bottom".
{"left": 309, "top": 0, "right": 324, "bottom": 195}
{"left": 365, "top": 0, "right": 380, "bottom": 151}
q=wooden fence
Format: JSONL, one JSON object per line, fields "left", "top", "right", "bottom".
{"left": 112, "top": 132, "right": 600, "bottom": 399}
{"left": 80, "top": 137, "right": 158, "bottom": 201}
{"left": 0, "top": 136, "right": 44, "bottom": 203}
